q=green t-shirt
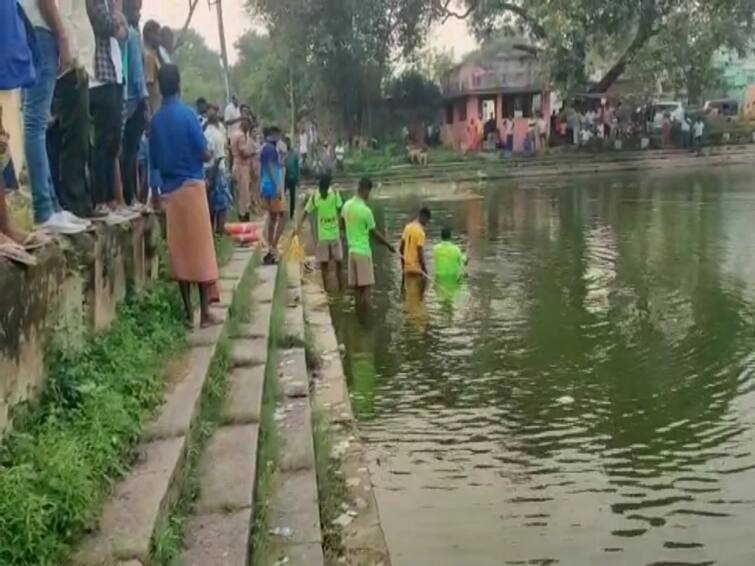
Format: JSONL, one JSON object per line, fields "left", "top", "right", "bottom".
{"left": 434, "top": 241, "right": 465, "bottom": 281}
{"left": 342, "top": 196, "right": 376, "bottom": 256}
{"left": 305, "top": 189, "right": 343, "bottom": 241}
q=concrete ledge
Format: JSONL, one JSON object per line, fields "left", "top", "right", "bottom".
{"left": 283, "top": 542, "right": 326, "bottom": 565}
{"left": 181, "top": 509, "right": 253, "bottom": 566}
{"left": 195, "top": 424, "right": 259, "bottom": 514}
{"left": 73, "top": 436, "right": 187, "bottom": 564}
{"left": 229, "top": 337, "right": 268, "bottom": 368}
{"left": 144, "top": 345, "right": 214, "bottom": 441}
{"left": 222, "top": 365, "right": 266, "bottom": 425}
{"left": 279, "top": 397, "right": 316, "bottom": 472}
{"left": 270, "top": 470, "right": 323, "bottom": 546}
{"left": 281, "top": 348, "right": 309, "bottom": 399}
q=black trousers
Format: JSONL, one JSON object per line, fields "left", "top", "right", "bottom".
{"left": 286, "top": 178, "right": 297, "bottom": 220}
{"left": 120, "top": 99, "right": 147, "bottom": 205}
{"left": 48, "top": 68, "right": 92, "bottom": 216}
{"left": 90, "top": 83, "right": 123, "bottom": 205}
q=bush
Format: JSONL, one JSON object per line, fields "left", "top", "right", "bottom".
{"left": 0, "top": 281, "right": 186, "bottom": 566}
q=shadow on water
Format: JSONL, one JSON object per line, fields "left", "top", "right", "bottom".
{"left": 330, "top": 166, "right": 755, "bottom": 566}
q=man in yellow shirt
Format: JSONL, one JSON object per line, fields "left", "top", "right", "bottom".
{"left": 400, "top": 207, "right": 431, "bottom": 276}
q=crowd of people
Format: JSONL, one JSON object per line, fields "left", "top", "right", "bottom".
{"left": 1, "top": 0, "right": 181, "bottom": 265}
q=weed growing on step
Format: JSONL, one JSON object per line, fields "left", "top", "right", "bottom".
{"left": 0, "top": 281, "right": 186, "bottom": 566}
{"left": 312, "top": 409, "right": 350, "bottom": 565}
{"left": 151, "top": 252, "right": 258, "bottom": 565}
{"left": 250, "top": 266, "right": 287, "bottom": 566}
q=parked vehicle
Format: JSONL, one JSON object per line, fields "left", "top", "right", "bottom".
{"left": 653, "top": 101, "right": 685, "bottom": 128}
{"left": 704, "top": 98, "right": 739, "bottom": 117}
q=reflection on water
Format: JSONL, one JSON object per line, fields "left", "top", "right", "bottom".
{"left": 331, "top": 167, "right": 755, "bottom": 566}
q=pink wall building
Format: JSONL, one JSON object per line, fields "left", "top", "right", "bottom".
{"left": 440, "top": 44, "right": 550, "bottom": 153}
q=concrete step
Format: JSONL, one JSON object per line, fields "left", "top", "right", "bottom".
{"left": 194, "top": 424, "right": 260, "bottom": 514}
{"left": 222, "top": 365, "right": 266, "bottom": 425}
{"left": 71, "top": 248, "right": 256, "bottom": 565}
{"left": 266, "top": 265, "right": 325, "bottom": 566}
{"left": 73, "top": 436, "right": 186, "bottom": 564}
{"left": 182, "top": 509, "right": 254, "bottom": 566}
{"left": 180, "top": 265, "right": 278, "bottom": 566}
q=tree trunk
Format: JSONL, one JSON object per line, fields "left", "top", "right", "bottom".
{"left": 592, "top": 0, "right": 658, "bottom": 93}
{"left": 289, "top": 65, "right": 296, "bottom": 140}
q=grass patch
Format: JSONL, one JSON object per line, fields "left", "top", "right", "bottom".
{"left": 304, "top": 322, "right": 322, "bottom": 372}
{"left": 250, "top": 265, "right": 288, "bottom": 566}
{"left": 0, "top": 281, "right": 187, "bottom": 566}
{"left": 151, "top": 251, "right": 259, "bottom": 565}
{"left": 312, "top": 410, "right": 349, "bottom": 565}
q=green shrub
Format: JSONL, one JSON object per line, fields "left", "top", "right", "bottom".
{"left": 0, "top": 281, "right": 186, "bottom": 566}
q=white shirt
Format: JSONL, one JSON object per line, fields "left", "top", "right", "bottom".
{"left": 21, "top": 0, "right": 50, "bottom": 29}
{"left": 681, "top": 120, "right": 691, "bottom": 133}
{"left": 537, "top": 118, "right": 547, "bottom": 135}
{"left": 204, "top": 123, "right": 227, "bottom": 172}
{"left": 59, "top": 0, "right": 96, "bottom": 77}
{"left": 694, "top": 122, "right": 704, "bottom": 137}
{"left": 299, "top": 132, "right": 309, "bottom": 154}
{"left": 225, "top": 103, "right": 242, "bottom": 135}
{"left": 335, "top": 144, "right": 345, "bottom": 159}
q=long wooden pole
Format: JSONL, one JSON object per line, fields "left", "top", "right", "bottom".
{"left": 175, "top": 0, "right": 200, "bottom": 49}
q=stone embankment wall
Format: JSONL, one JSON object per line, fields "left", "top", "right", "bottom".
{"left": 0, "top": 216, "right": 162, "bottom": 434}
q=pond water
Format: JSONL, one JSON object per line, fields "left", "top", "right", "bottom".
{"left": 329, "top": 166, "right": 755, "bottom": 566}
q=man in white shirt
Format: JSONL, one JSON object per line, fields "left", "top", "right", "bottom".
{"left": 49, "top": 0, "right": 99, "bottom": 219}
{"left": 21, "top": 0, "right": 89, "bottom": 233}
{"left": 224, "top": 94, "right": 242, "bottom": 136}
{"left": 693, "top": 117, "right": 705, "bottom": 151}
{"left": 299, "top": 129, "right": 309, "bottom": 166}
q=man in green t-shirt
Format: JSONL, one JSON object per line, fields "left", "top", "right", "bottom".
{"left": 341, "top": 177, "right": 395, "bottom": 307}
{"left": 434, "top": 226, "right": 467, "bottom": 284}
{"left": 297, "top": 174, "right": 344, "bottom": 289}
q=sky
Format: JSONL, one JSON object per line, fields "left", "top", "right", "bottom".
{"left": 141, "top": 1, "right": 478, "bottom": 65}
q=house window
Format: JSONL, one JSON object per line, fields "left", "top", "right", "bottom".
{"left": 445, "top": 103, "right": 454, "bottom": 124}
{"left": 502, "top": 93, "right": 535, "bottom": 118}
{"left": 457, "top": 100, "right": 467, "bottom": 121}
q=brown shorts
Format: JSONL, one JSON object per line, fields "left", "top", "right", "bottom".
{"left": 316, "top": 239, "right": 343, "bottom": 263}
{"left": 264, "top": 195, "right": 286, "bottom": 214}
{"left": 348, "top": 253, "right": 374, "bottom": 288}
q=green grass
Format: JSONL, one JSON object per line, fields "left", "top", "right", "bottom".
{"left": 341, "top": 144, "right": 481, "bottom": 176}
{"left": 0, "top": 282, "right": 187, "bottom": 566}
{"left": 151, "top": 251, "right": 259, "bottom": 565}
{"left": 250, "top": 265, "right": 288, "bottom": 566}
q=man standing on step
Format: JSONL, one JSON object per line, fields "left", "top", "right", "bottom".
{"left": 150, "top": 64, "right": 220, "bottom": 329}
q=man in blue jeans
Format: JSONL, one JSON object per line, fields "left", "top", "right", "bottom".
{"left": 21, "top": 0, "right": 90, "bottom": 234}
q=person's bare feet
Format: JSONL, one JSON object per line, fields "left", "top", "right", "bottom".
{"left": 5, "top": 226, "right": 30, "bottom": 246}
{"left": 200, "top": 312, "right": 223, "bottom": 329}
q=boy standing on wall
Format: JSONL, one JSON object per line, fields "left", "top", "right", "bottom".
{"left": 297, "top": 174, "right": 343, "bottom": 289}
{"left": 341, "top": 178, "right": 395, "bottom": 308}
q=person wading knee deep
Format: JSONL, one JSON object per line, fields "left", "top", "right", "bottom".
{"left": 149, "top": 64, "right": 220, "bottom": 329}
{"left": 341, "top": 177, "right": 395, "bottom": 308}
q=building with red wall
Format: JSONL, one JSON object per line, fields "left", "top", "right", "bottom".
{"left": 440, "top": 42, "right": 550, "bottom": 153}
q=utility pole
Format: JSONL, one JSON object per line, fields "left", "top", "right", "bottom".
{"left": 208, "top": 0, "right": 232, "bottom": 103}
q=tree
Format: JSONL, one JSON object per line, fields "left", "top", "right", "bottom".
{"left": 173, "top": 29, "right": 226, "bottom": 107}
{"left": 436, "top": 0, "right": 755, "bottom": 94}
{"left": 386, "top": 70, "right": 442, "bottom": 132}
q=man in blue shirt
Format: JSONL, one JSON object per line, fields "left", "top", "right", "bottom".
{"left": 260, "top": 125, "right": 284, "bottom": 264}
{"left": 150, "top": 64, "right": 220, "bottom": 329}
